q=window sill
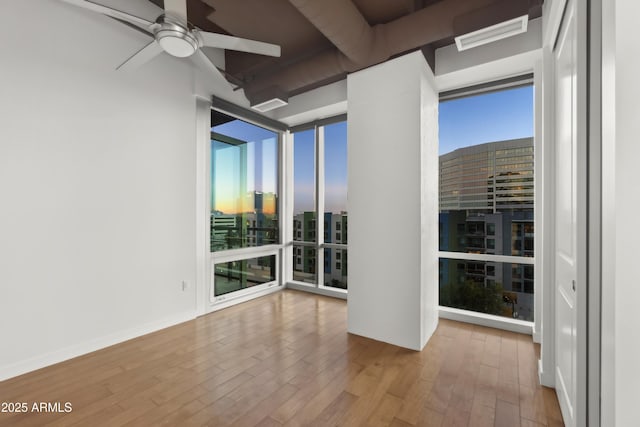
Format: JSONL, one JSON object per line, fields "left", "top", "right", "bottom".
{"left": 439, "top": 306, "right": 533, "bottom": 335}
{"left": 286, "top": 282, "right": 347, "bottom": 300}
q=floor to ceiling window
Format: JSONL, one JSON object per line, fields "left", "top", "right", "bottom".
{"left": 210, "top": 110, "right": 281, "bottom": 300}
{"left": 438, "top": 81, "right": 535, "bottom": 321}
{"left": 290, "top": 118, "right": 348, "bottom": 290}
{"left": 323, "top": 122, "right": 348, "bottom": 289}
{"left": 292, "top": 128, "right": 316, "bottom": 284}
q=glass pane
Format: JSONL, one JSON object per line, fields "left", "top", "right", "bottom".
{"left": 439, "top": 141, "right": 534, "bottom": 256}
{"left": 214, "top": 255, "right": 276, "bottom": 296}
{"left": 293, "top": 244, "right": 316, "bottom": 284}
{"left": 293, "top": 129, "right": 316, "bottom": 242}
{"left": 210, "top": 111, "right": 279, "bottom": 252}
{"left": 439, "top": 86, "right": 534, "bottom": 257}
{"left": 324, "top": 121, "right": 348, "bottom": 245}
{"left": 439, "top": 259, "right": 534, "bottom": 321}
{"left": 324, "top": 248, "right": 347, "bottom": 289}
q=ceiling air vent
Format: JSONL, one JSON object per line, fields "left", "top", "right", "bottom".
{"left": 251, "top": 97, "right": 288, "bottom": 113}
{"left": 455, "top": 15, "right": 529, "bottom": 52}
{"left": 250, "top": 86, "right": 289, "bottom": 113}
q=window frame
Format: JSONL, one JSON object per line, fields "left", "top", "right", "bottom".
{"left": 437, "top": 76, "right": 537, "bottom": 326}
{"left": 207, "top": 105, "right": 287, "bottom": 309}
{"left": 286, "top": 117, "right": 348, "bottom": 295}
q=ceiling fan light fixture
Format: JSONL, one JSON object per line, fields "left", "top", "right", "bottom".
{"left": 157, "top": 29, "right": 199, "bottom": 57}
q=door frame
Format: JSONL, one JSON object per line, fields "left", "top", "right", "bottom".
{"left": 544, "top": 0, "right": 596, "bottom": 425}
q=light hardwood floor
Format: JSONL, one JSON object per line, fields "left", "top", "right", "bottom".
{"left": 0, "top": 290, "right": 564, "bottom": 426}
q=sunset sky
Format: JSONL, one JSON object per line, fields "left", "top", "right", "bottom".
{"left": 211, "top": 85, "right": 532, "bottom": 215}
{"left": 212, "top": 120, "right": 278, "bottom": 215}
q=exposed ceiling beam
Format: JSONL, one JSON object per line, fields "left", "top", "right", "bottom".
{"left": 148, "top": 0, "right": 228, "bottom": 34}
{"left": 243, "top": 0, "right": 534, "bottom": 101}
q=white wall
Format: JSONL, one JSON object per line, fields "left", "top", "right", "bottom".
{"left": 347, "top": 51, "right": 438, "bottom": 351}
{"left": 601, "top": 1, "right": 640, "bottom": 426}
{"left": 0, "top": 0, "right": 219, "bottom": 380}
{"left": 436, "top": 18, "right": 542, "bottom": 76}
{"left": 272, "top": 80, "right": 347, "bottom": 126}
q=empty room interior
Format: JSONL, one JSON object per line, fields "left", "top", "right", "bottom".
{"left": 0, "top": 0, "right": 637, "bottom": 426}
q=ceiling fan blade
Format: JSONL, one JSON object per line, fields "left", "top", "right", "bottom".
{"left": 109, "top": 17, "right": 154, "bottom": 38}
{"left": 191, "top": 50, "right": 233, "bottom": 88}
{"left": 117, "top": 41, "right": 164, "bottom": 71}
{"left": 198, "top": 32, "right": 281, "bottom": 57}
{"left": 59, "top": 0, "right": 154, "bottom": 31}
{"left": 163, "top": 0, "right": 188, "bottom": 22}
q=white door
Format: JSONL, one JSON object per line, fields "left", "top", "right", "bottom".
{"left": 554, "top": 0, "right": 583, "bottom": 425}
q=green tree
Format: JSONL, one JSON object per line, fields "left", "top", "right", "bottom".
{"left": 440, "top": 279, "right": 504, "bottom": 316}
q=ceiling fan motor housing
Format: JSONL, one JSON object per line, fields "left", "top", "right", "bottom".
{"left": 154, "top": 16, "right": 199, "bottom": 58}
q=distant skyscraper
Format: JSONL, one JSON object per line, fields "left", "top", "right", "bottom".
{"left": 439, "top": 137, "right": 534, "bottom": 213}
{"left": 439, "top": 138, "right": 534, "bottom": 321}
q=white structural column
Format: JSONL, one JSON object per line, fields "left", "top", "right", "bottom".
{"left": 347, "top": 51, "right": 439, "bottom": 351}
{"left": 601, "top": 1, "right": 640, "bottom": 426}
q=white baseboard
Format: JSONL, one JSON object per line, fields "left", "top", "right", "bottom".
{"left": 539, "top": 358, "right": 555, "bottom": 387}
{"left": 286, "top": 282, "right": 348, "bottom": 300}
{"left": 532, "top": 325, "right": 541, "bottom": 344}
{"left": 555, "top": 366, "right": 573, "bottom": 423}
{"left": 207, "top": 284, "right": 284, "bottom": 312}
{"left": 0, "top": 311, "right": 197, "bottom": 382}
{"left": 439, "top": 306, "right": 534, "bottom": 335}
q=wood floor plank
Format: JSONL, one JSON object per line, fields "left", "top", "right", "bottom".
{"left": 495, "top": 399, "right": 521, "bottom": 427}
{"left": 123, "top": 385, "right": 208, "bottom": 427}
{"left": 520, "top": 384, "right": 549, "bottom": 425}
{"left": 542, "top": 386, "right": 565, "bottom": 424}
{"left": 417, "top": 405, "right": 445, "bottom": 427}
{"left": 309, "top": 390, "right": 359, "bottom": 426}
{"left": 254, "top": 416, "right": 283, "bottom": 427}
{"left": 229, "top": 384, "right": 298, "bottom": 427}
{"left": 468, "top": 397, "right": 496, "bottom": 427}
{"left": 363, "top": 393, "right": 403, "bottom": 427}
{"left": 389, "top": 417, "right": 414, "bottom": 427}
{"left": 395, "top": 378, "right": 434, "bottom": 425}
{"left": 0, "top": 290, "right": 564, "bottom": 427}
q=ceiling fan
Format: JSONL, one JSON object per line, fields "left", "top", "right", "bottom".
{"left": 60, "top": 0, "right": 281, "bottom": 86}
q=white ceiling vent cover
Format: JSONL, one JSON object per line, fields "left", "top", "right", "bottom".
{"left": 455, "top": 15, "right": 529, "bottom": 51}
{"left": 251, "top": 98, "right": 289, "bottom": 112}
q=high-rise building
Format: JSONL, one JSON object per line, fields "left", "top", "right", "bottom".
{"left": 439, "top": 138, "right": 534, "bottom": 320}
{"left": 210, "top": 191, "right": 279, "bottom": 251}
{"left": 440, "top": 137, "right": 534, "bottom": 212}
{"left": 293, "top": 211, "right": 348, "bottom": 288}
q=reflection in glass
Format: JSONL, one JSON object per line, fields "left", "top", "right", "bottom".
{"left": 324, "top": 248, "right": 347, "bottom": 289}
{"left": 438, "top": 86, "right": 535, "bottom": 321}
{"left": 324, "top": 122, "right": 348, "bottom": 245}
{"left": 438, "top": 139, "right": 534, "bottom": 257}
{"left": 214, "top": 255, "right": 276, "bottom": 296}
{"left": 293, "top": 245, "right": 316, "bottom": 284}
{"left": 291, "top": 121, "right": 348, "bottom": 289}
{"left": 293, "top": 129, "right": 316, "bottom": 242}
{"left": 439, "top": 260, "right": 534, "bottom": 321}
{"left": 210, "top": 111, "right": 279, "bottom": 252}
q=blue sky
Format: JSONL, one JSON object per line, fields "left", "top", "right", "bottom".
{"left": 212, "top": 85, "right": 532, "bottom": 214}
{"left": 439, "top": 85, "right": 534, "bottom": 155}
{"left": 212, "top": 119, "right": 278, "bottom": 213}
{"left": 212, "top": 119, "right": 348, "bottom": 215}
{"left": 293, "top": 122, "right": 348, "bottom": 214}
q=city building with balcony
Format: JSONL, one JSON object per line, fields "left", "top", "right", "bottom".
{"left": 1, "top": 1, "right": 635, "bottom": 425}
{"left": 439, "top": 138, "right": 535, "bottom": 320}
